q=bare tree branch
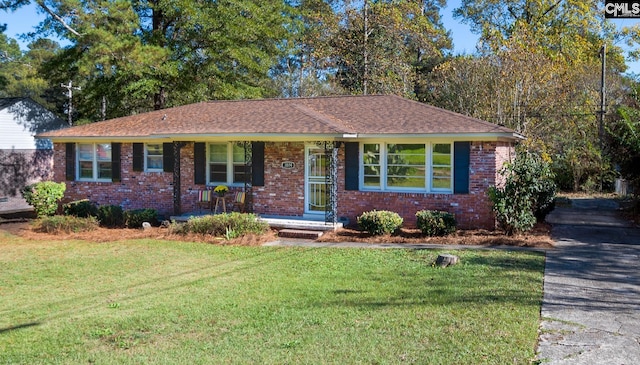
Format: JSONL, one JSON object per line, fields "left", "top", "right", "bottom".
{"left": 34, "top": 0, "right": 81, "bottom": 37}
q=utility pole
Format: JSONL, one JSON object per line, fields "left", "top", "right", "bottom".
{"left": 599, "top": 44, "right": 606, "bottom": 192}
{"left": 362, "top": 0, "right": 369, "bottom": 96}
{"left": 599, "top": 44, "right": 606, "bottom": 147}
{"left": 61, "top": 80, "right": 81, "bottom": 126}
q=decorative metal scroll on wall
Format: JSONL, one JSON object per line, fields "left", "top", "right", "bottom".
{"left": 233, "top": 141, "right": 253, "bottom": 213}
{"left": 317, "top": 141, "right": 338, "bottom": 224}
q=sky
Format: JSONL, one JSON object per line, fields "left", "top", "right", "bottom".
{"left": 1, "top": 1, "right": 639, "bottom": 74}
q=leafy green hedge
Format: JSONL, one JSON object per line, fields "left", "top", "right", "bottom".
{"left": 97, "top": 205, "right": 124, "bottom": 228}
{"left": 171, "top": 213, "right": 269, "bottom": 239}
{"left": 488, "top": 148, "right": 557, "bottom": 235}
{"left": 124, "top": 208, "right": 158, "bottom": 228}
{"left": 357, "top": 210, "right": 403, "bottom": 236}
{"left": 415, "top": 210, "right": 456, "bottom": 236}
{"left": 63, "top": 199, "right": 98, "bottom": 218}
{"left": 21, "top": 182, "right": 66, "bottom": 218}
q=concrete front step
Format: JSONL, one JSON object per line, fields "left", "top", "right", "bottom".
{"left": 278, "top": 229, "right": 324, "bottom": 239}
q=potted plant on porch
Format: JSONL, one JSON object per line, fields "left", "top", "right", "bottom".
{"left": 214, "top": 185, "right": 229, "bottom": 197}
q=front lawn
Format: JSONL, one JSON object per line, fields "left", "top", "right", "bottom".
{"left": 0, "top": 232, "right": 544, "bottom": 364}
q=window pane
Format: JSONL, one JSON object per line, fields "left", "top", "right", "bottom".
{"left": 433, "top": 144, "right": 451, "bottom": 154}
{"left": 362, "top": 144, "right": 381, "bottom": 188}
{"left": 233, "top": 164, "right": 247, "bottom": 183}
{"left": 79, "top": 161, "right": 93, "bottom": 178}
{"left": 432, "top": 177, "right": 452, "bottom": 189}
{"left": 147, "top": 144, "right": 162, "bottom": 156}
{"left": 97, "top": 162, "right": 112, "bottom": 179}
{"left": 387, "top": 144, "right": 425, "bottom": 188}
{"left": 210, "top": 164, "right": 226, "bottom": 182}
{"left": 147, "top": 156, "right": 163, "bottom": 170}
{"left": 364, "top": 176, "right": 380, "bottom": 187}
{"left": 232, "top": 144, "right": 245, "bottom": 163}
{"left": 388, "top": 176, "right": 425, "bottom": 188}
{"left": 209, "top": 144, "right": 227, "bottom": 163}
{"left": 96, "top": 144, "right": 111, "bottom": 161}
{"left": 432, "top": 144, "right": 452, "bottom": 190}
{"left": 78, "top": 144, "right": 93, "bottom": 161}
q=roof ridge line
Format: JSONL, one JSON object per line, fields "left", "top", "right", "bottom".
{"left": 290, "top": 103, "right": 357, "bottom": 134}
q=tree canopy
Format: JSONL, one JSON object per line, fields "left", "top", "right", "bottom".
{"left": 2, "top": 0, "right": 640, "bottom": 193}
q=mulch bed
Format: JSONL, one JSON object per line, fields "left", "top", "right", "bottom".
{"left": 1, "top": 221, "right": 554, "bottom": 248}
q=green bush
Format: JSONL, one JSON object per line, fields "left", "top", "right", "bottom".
{"left": 488, "top": 148, "right": 557, "bottom": 235}
{"left": 172, "top": 213, "right": 269, "bottom": 239}
{"left": 21, "top": 181, "right": 66, "bottom": 218}
{"left": 415, "top": 210, "right": 456, "bottom": 237}
{"left": 124, "top": 208, "right": 158, "bottom": 228}
{"left": 63, "top": 199, "right": 98, "bottom": 218}
{"left": 357, "top": 210, "right": 403, "bottom": 236}
{"left": 33, "top": 215, "right": 99, "bottom": 234}
{"left": 97, "top": 205, "right": 124, "bottom": 228}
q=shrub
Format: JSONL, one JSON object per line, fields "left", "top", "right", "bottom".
{"left": 124, "top": 208, "right": 158, "bottom": 228}
{"left": 488, "top": 148, "right": 557, "bottom": 235}
{"left": 63, "top": 199, "right": 98, "bottom": 218}
{"left": 357, "top": 210, "right": 403, "bottom": 236}
{"left": 33, "top": 215, "right": 99, "bottom": 234}
{"left": 171, "top": 213, "right": 269, "bottom": 239}
{"left": 97, "top": 205, "right": 124, "bottom": 228}
{"left": 415, "top": 210, "right": 456, "bottom": 237}
{"left": 21, "top": 181, "right": 66, "bottom": 218}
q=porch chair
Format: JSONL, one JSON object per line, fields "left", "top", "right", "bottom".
{"left": 231, "top": 191, "right": 246, "bottom": 213}
{"left": 196, "top": 189, "right": 213, "bottom": 212}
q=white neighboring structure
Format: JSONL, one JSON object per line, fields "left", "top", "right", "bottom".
{"left": 0, "top": 98, "right": 67, "bottom": 213}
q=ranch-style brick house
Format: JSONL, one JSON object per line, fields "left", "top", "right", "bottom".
{"left": 37, "top": 95, "right": 522, "bottom": 229}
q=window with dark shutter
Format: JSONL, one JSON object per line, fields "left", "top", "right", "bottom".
{"left": 111, "top": 143, "right": 121, "bottom": 182}
{"left": 344, "top": 142, "right": 359, "bottom": 190}
{"left": 453, "top": 142, "right": 471, "bottom": 194}
{"left": 132, "top": 143, "right": 144, "bottom": 172}
{"left": 163, "top": 143, "right": 174, "bottom": 173}
{"left": 194, "top": 142, "right": 206, "bottom": 185}
{"left": 251, "top": 142, "right": 265, "bottom": 187}
{"left": 65, "top": 143, "right": 75, "bottom": 181}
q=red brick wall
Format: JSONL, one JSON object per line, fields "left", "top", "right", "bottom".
{"left": 54, "top": 140, "right": 514, "bottom": 228}
{"left": 253, "top": 142, "right": 306, "bottom": 216}
{"left": 336, "top": 141, "right": 514, "bottom": 230}
{"left": 53, "top": 143, "right": 174, "bottom": 217}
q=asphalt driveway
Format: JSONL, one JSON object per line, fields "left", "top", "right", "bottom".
{"left": 536, "top": 198, "right": 640, "bottom": 364}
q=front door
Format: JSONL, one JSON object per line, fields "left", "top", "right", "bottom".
{"left": 305, "top": 147, "right": 327, "bottom": 215}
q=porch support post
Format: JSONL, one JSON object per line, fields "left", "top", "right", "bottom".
{"left": 172, "top": 141, "right": 186, "bottom": 215}
{"left": 243, "top": 141, "right": 253, "bottom": 213}
{"left": 324, "top": 141, "right": 338, "bottom": 224}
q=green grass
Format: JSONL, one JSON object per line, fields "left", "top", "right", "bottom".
{"left": 0, "top": 233, "right": 544, "bottom": 364}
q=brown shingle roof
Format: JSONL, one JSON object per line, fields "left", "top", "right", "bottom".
{"left": 38, "top": 95, "right": 520, "bottom": 140}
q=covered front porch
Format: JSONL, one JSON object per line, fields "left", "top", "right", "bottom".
{"left": 168, "top": 212, "right": 344, "bottom": 239}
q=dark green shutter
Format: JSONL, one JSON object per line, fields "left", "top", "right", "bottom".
{"left": 251, "top": 142, "right": 265, "bottom": 187}
{"left": 344, "top": 142, "right": 359, "bottom": 190}
{"left": 132, "top": 143, "right": 144, "bottom": 171}
{"left": 111, "top": 143, "right": 121, "bottom": 182}
{"left": 65, "top": 143, "right": 75, "bottom": 181}
{"left": 194, "top": 142, "right": 206, "bottom": 185}
{"left": 453, "top": 142, "right": 470, "bottom": 194}
{"left": 163, "top": 143, "right": 174, "bottom": 172}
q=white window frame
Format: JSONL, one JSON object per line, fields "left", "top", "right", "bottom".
{"left": 76, "top": 143, "right": 112, "bottom": 182}
{"left": 144, "top": 143, "right": 163, "bottom": 172}
{"left": 206, "top": 142, "right": 247, "bottom": 186}
{"left": 359, "top": 141, "right": 453, "bottom": 193}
